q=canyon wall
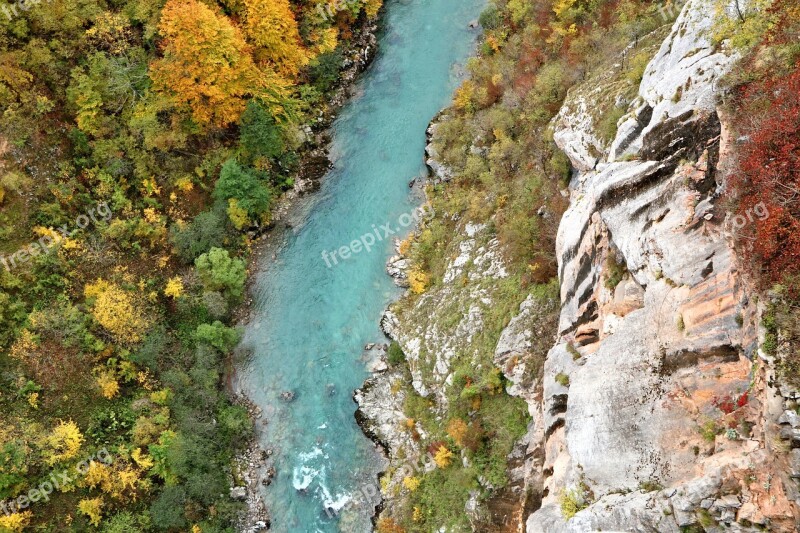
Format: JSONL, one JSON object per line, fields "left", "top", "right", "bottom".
{"left": 528, "top": 0, "right": 800, "bottom": 530}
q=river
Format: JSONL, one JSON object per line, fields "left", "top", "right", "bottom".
{"left": 235, "top": 0, "right": 485, "bottom": 530}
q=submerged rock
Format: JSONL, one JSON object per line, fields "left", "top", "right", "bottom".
{"left": 280, "top": 390, "right": 296, "bottom": 402}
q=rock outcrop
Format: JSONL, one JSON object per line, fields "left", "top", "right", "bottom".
{"left": 526, "top": 0, "right": 800, "bottom": 531}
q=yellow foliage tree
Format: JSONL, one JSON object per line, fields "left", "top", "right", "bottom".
{"left": 96, "top": 370, "right": 120, "bottom": 399}
{"left": 83, "top": 460, "right": 113, "bottom": 491}
{"left": 8, "top": 329, "right": 38, "bottom": 360}
{"left": 376, "top": 517, "right": 405, "bottom": 533}
{"left": 408, "top": 268, "right": 429, "bottom": 294}
{"left": 44, "top": 420, "right": 83, "bottom": 465}
{"left": 0, "top": 511, "right": 32, "bottom": 532}
{"left": 552, "top": 0, "right": 577, "bottom": 17}
{"left": 363, "top": 0, "right": 383, "bottom": 18}
{"left": 85, "top": 280, "right": 150, "bottom": 344}
{"left": 398, "top": 235, "right": 413, "bottom": 256}
{"left": 78, "top": 497, "right": 103, "bottom": 526}
{"left": 433, "top": 444, "right": 454, "bottom": 469}
{"left": 164, "top": 276, "right": 184, "bottom": 298}
{"left": 150, "top": 0, "right": 288, "bottom": 128}
{"left": 453, "top": 80, "right": 476, "bottom": 112}
{"left": 117, "top": 467, "right": 141, "bottom": 499}
{"left": 131, "top": 448, "right": 155, "bottom": 470}
{"left": 243, "top": 0, "right": 311, "bottom": 79}
{"left": 83, "top": 460, "right": 142, "bottom": 501}
{"left": 308, "top": 27, "right": 339, "bottom": 56}
{"left": 227, "top": 198, "right": 250, "bottom": 231}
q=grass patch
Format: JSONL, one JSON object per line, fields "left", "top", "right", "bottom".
{"left": 700, "top": 420, "right": 719, "bottom": 442}
{"left": 559, "top": 483, "right": 590, "bottom": 519}
{"left": 566, "top": 343, "right": 581, "bottom": 360}
{"left": 597, "top": 106, "right": 627, "bottom": 143}
{"left": 387, "top": 341, "right": 405, "bottom": 366}
{"left": 604, "top": 254, "right": 627, "bottom": 290}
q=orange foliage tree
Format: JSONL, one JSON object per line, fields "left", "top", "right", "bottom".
{"left": 150, "top": 0, "right": 288, "bottom": 128}
{"left": 243, "top": 0, "right": 311, "bottom": 79}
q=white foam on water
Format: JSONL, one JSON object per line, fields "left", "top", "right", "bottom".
{"left": 319, "top": 482, "right": 352, "bottom": 513}
{"left": 292, "top": 465, "right": 319, "bottom": 491}
{"left": 292, "top": 447, "right": 326, "bottom": 491}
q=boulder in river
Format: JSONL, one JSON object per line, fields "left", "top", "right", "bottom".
{"left": 280, "top": 390, "right": 295, "bottom": 402}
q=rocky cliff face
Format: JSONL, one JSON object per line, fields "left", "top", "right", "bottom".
{"left": 527, "top": 0, "right": 800, "bottom": 530}
{"left": 357, "top": 0, "right": 800, "bottom": 531}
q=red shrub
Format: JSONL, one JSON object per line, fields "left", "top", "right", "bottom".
{"left": 737, "top": 391, "right": 749, "bottom": 408}
{"left": 713, "top": 395, "right": 736, "bottom": 415}
{"left": 730, "top": 64, "right": 800, "bottom": 286}
{"left": 426, "top": 440, "right": 447, "bottom": 456}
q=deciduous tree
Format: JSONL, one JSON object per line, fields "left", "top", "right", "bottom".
{"left": 243, "top": 0, "right": 311, "bottom": 79}
{"left": 194, "top": 248, "right": 247, "bottom": 301}
{"left": 150, "top": 0, "right": 288, "bottom": 128}
{"left": 44, "top": 420, "right": 83, "bottom": 465}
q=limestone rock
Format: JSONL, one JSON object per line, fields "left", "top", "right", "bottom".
{"left": 526, "top": 0, "right": 800, "bottom": 530}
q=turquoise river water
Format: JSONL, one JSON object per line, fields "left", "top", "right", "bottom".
{"left": 236, "top": 1, "right": 485, "bottom": 530}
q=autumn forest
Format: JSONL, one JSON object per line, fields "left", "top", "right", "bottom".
{"left": 0, "top": 0, "right": 381, "bottom": 530}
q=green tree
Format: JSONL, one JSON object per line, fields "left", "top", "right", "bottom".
{"left": 308, "top": 48, "right": 344, "bottom": 92}
{"left": 194, "top": 248, "right": 246, "bottom": 301}
{"left": 0, "top": 291, "right": 26, "bottom": 348}
{"left": 194, "top": 321, "right": 241, "bottom": 351}
{"left": 0, "top": 441, "right": 27, "bottom": 499}
{"left": 213, "top": 159, "right": 272, "bottom": 224}
{"left": 169, "top": 208, "right": 229, "bottom": 263}
{"left": 239, "top": 99, "right": 284, "bottom": 163}
{"left": 148, "top": 486, "right": 186, "bottom": 530}
{"left": 713, "top": 0, "right": 778, "bottom": 49}
{"left": 101, "top": 511, "right": 150, "bottom": 533}
{"left": 66, "top": 69, "right": 106, "bottom": 137}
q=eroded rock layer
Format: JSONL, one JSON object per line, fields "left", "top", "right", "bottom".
{"left": 527, "top": 0, "right": 799, "bottom": 531}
